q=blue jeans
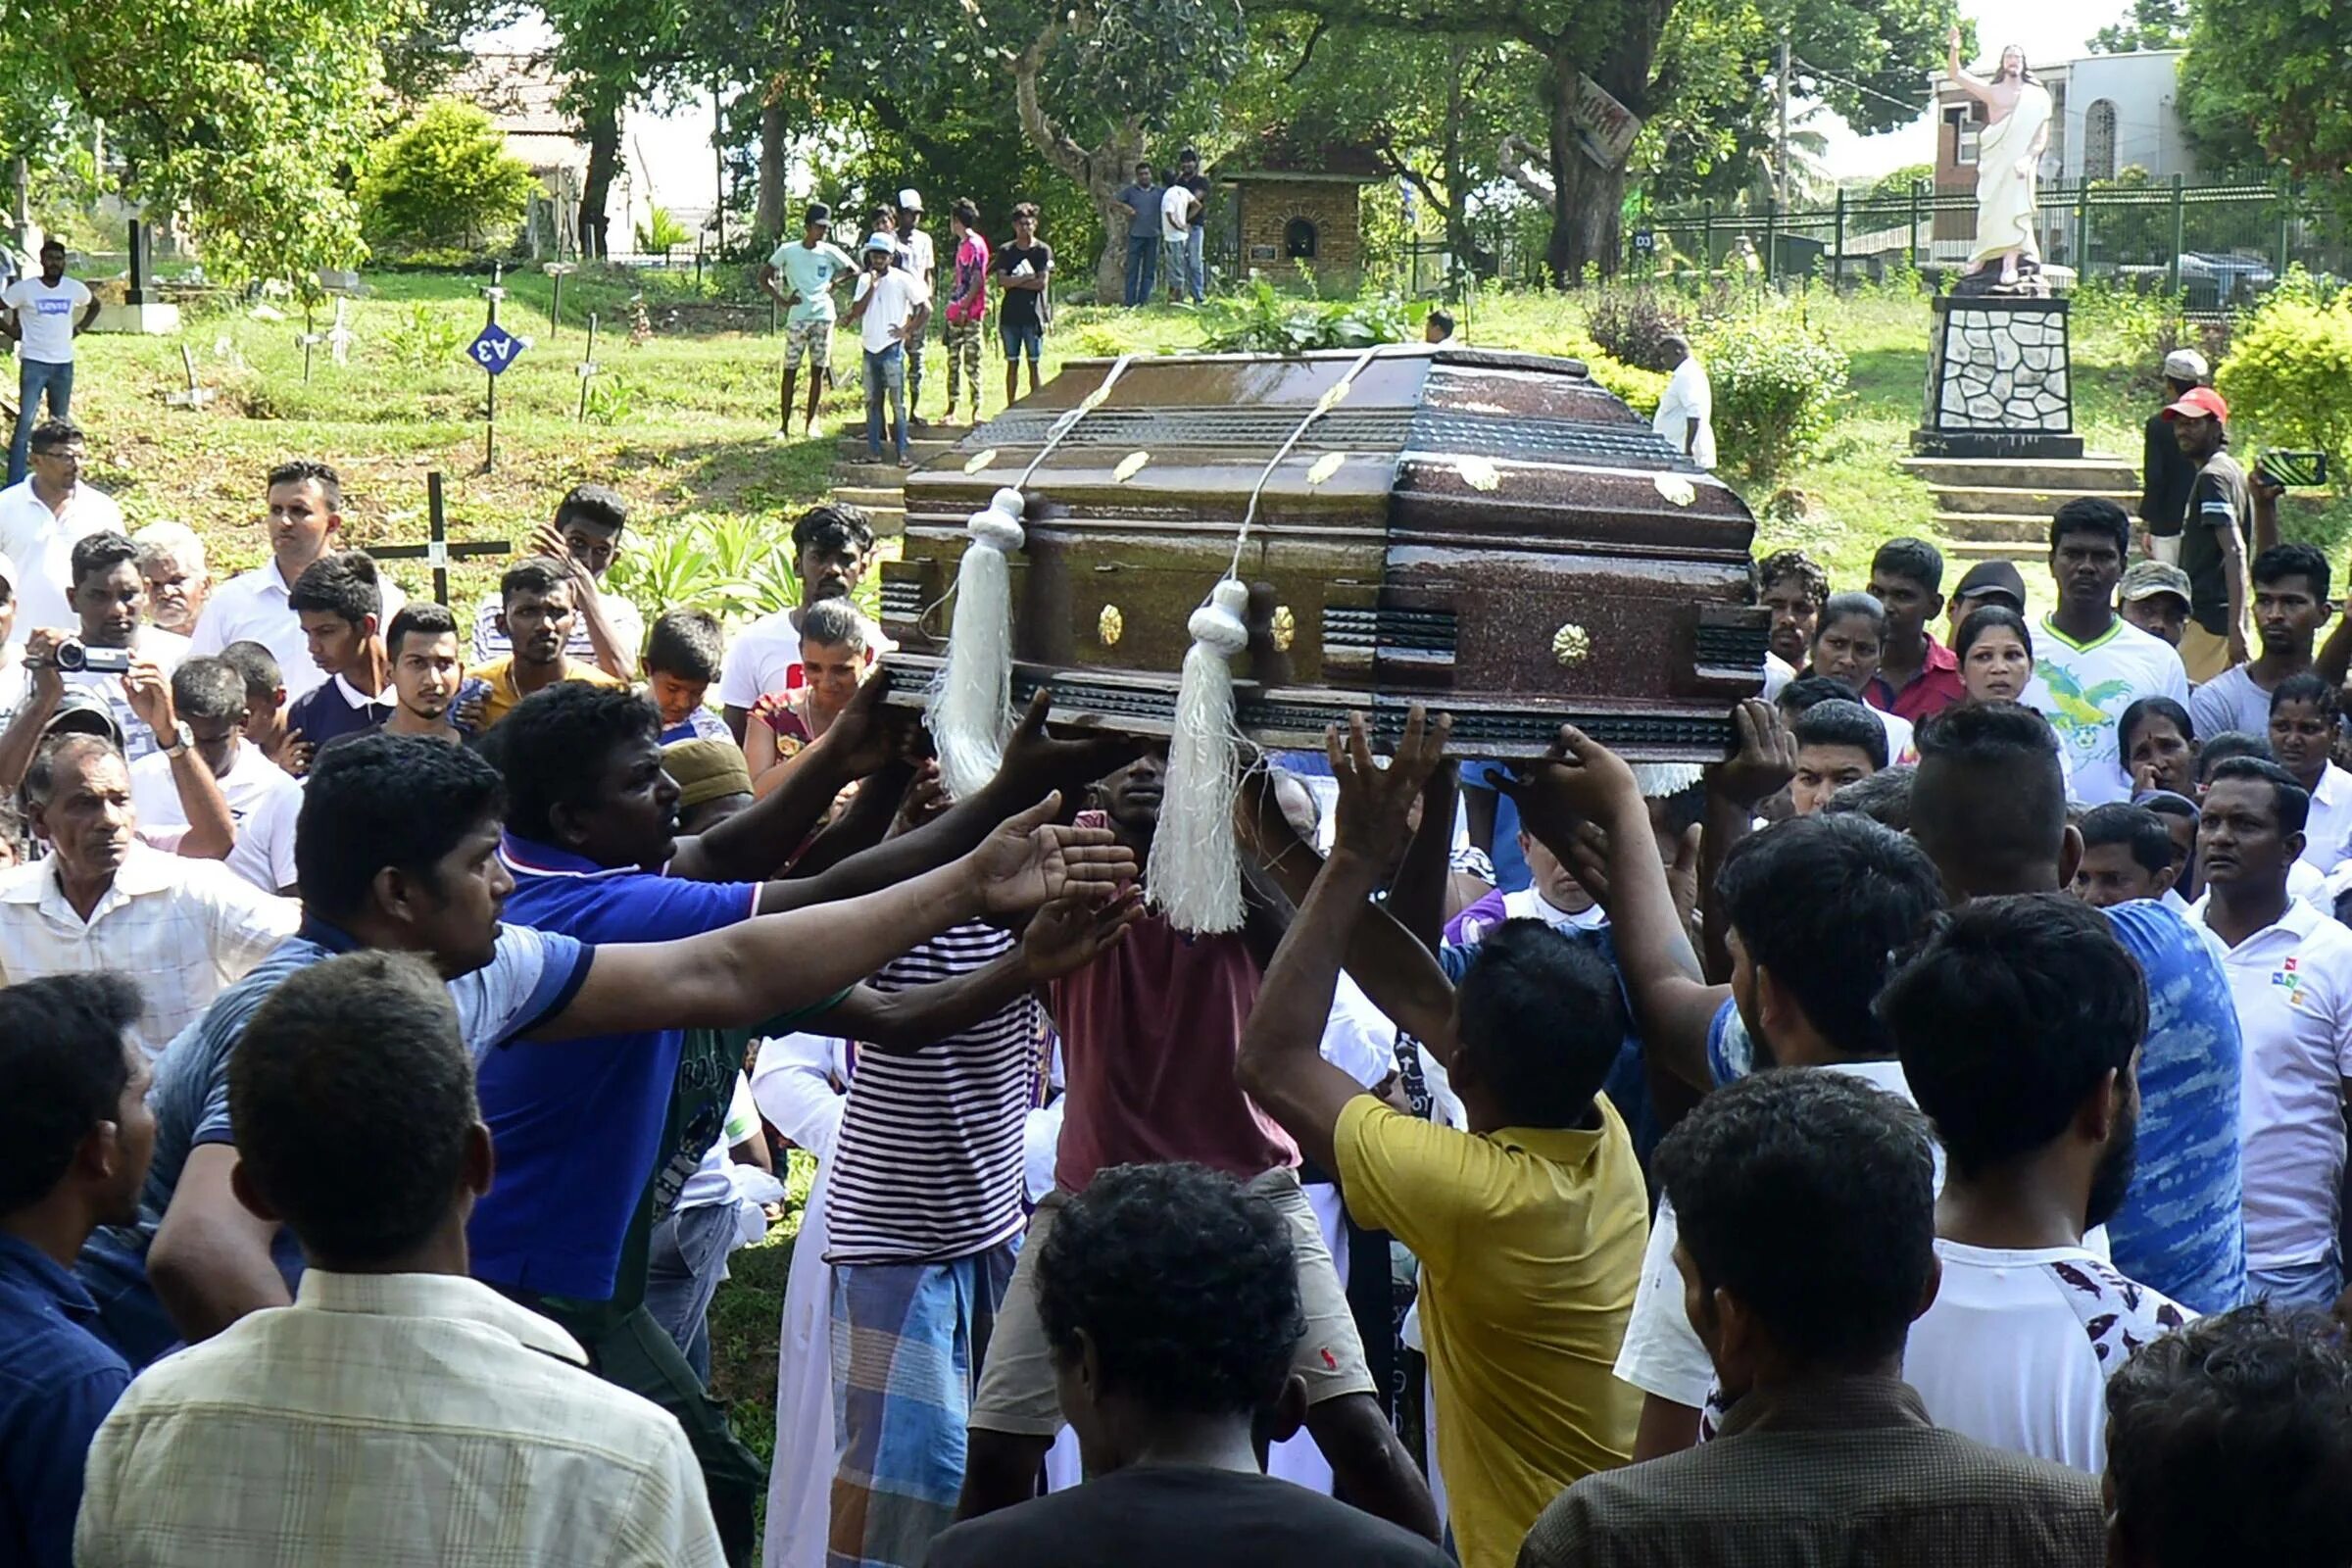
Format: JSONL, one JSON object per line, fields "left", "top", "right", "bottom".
{"left": 2248, "top": 1250, "right": 2342, "bottom": 1308}
{"left": 999, "top": 319, "right": 1043, "bottom": 366}
{"left": 864, "top": 342, "right": 906, "bottom": 461}
{"left": 1184, "top": 223, "right": 1206, "bottom": 302}
{"left": 10, "top": 358, "right": 73, "bottom": 485}
{"left": 1123, "top": 233, "right": 1158, "bottom": 306}
{"left": 646, "top": 1201, "right": 739, "bottom": 1383}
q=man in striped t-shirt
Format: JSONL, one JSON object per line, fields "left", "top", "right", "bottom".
{"left": 824, "top": 903, "right": 1139, "bottom": 1567}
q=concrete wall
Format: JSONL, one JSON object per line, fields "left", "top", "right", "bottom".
{"left": 1234, "top": 178, "right": 1365, "bottom": 285}
{"left": 2062, "top": 52, "right": 2198, "bottom": 182}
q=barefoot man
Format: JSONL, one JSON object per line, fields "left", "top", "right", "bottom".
{"left": 1946, "top": 27, "right": 2051, "bottom": 288}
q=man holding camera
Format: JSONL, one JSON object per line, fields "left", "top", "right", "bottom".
{"left": 26, "top": 532, "right": 190, "bottom": 761}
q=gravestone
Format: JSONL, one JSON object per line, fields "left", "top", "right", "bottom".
{"left": 1910, "top": 294, "right": 2082, "bottom": 460}
{"left": 94, "top": 219, "right": 181, "bottom": 335}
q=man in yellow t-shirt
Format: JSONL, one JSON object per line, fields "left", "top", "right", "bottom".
{"left": 461, "top": 557, "right": 622, "bottom": 731}
{"left": 1237, "top": 710, "right": 1648, "bottom": 1568}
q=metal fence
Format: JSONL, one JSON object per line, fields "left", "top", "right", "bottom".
{"left": 1634, "top": 180, "right": 2348, "bottom": 312}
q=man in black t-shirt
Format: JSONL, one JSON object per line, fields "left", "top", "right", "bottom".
{"left": 2163, "top": 384, "right": 2254, "bottom": 683}
{"left": 995, "top": 202, "right": 1053, "bottom": 407}
{"left": 928, "top": 1162, "right": 1450, "bottom": 1568}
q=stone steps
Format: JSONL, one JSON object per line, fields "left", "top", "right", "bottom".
{"left": 1933, "top": 512, "right": 2053, "bottom": 545}
{"left": 1932, "top": 484, "right": 2140, "bottom": 516}
{"left": 1898, "top": 456, "right": 2138, "bottom": 491}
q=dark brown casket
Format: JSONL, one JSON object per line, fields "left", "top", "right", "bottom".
{"left": 881, "top": 345, "right": 1767, "bottom": 760}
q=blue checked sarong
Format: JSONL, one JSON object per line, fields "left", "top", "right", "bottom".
{"left": 828, "top": 1244, "right": 1020, "bottom": 1568}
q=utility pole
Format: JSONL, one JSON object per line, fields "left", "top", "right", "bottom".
{"left": 1777, "top": 34, "right": 1792, "bottom": 214}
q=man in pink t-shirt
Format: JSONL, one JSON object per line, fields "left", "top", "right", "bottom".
{"left": 941, "top": 198, "right": 991, "bottom": 427}
{"left": 956, "top": 751, "right": 1440, "bottom": 1543}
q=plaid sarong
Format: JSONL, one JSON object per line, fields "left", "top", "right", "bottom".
{"left": 828, "top": 1244, "right": 1019, "bottom": 1568}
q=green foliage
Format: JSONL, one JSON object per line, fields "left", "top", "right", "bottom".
{"left": 1196, "top": 278, "right": 1410, "bottom": 353}
{"left": 2215, "top": 270, "right": 2352, "bottom": 480}
{"left": 606, "top": 514, "right": 807, "bottom": 625}
{"left": 1581, "top": 352, "right": 1669, "bottom": 416}
{"left": 0, "top": 0, "right": 399, "bottom": 283}
{"left": 637, "top": 207, "right": 693, "bottom": 255}
{"left": 1701, "top": 311, "right": 1849, "bottom": 483}
{"left": 2182, "top": 0, "right": 2352, "bottom": 207}
{"left": 1583, "top": 286, "right": 1692, "bottom": 371}
{"left": 2088, "top": 0, "right": 2187, "bottom": 52}
{"left": 362, "top": 101, "right": 540, "bottom": 255}
{"left": 1863, "top": 165, "right": 1936, "bottom": 207}
{"left": 583, "top": 374, "right": 640, "bottom": 425}
{"left": 378, "top": 300, "right": 467, "bottom": 370}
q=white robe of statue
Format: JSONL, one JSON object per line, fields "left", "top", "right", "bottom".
{"left": 1972, "top": 77, "right": 2052, "bottom": 268}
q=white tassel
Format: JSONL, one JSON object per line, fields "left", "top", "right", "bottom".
{"left": 926, "top": 487, "right": 1027, "bottom": 800}
{"left": 1148, "top": 577, "right": 1251, "bottom": 933}
{"left": 1630, "top": 761, "right": 1705, "bottom": 798}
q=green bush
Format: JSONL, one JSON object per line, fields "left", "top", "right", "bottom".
{"left": 1197, "top": 278, "right": 1411, "bottom": 353}
{"left": 361, "top": 101, "right": 538, "bottom": 256}
{"left": 637, "top": 207, "right": 692, "bottom": 255}
{"left": 2216, "top": 269, "right": 2352, "bottom": 479}
{"left": 1580, "top": 351, "right": 1668, "bottom": 416}
{"left": 1703, "top": 314, "right": 1849, "bottom": 484}
{"left": 377, "top": 300, "right": 466, "bottom": 370}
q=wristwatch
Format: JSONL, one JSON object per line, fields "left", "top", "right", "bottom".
{"left": 163, "top": 720, "right": 194, "bottom": 759}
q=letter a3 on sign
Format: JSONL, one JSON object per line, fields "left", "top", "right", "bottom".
{"left": 468, "top": 321, "right": 527, "bottom": 374}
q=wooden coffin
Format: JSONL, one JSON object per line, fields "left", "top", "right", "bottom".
{"left": 882, "top": 345, "right": 1766, "bottom": 760}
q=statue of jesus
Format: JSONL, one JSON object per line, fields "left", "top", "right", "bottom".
{"left": 1946, "top": 26, "right": 2052, "bottom": 287}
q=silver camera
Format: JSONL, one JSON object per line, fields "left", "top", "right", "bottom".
{"left": 55, "top": 641, "right": 132, "bottom": 674}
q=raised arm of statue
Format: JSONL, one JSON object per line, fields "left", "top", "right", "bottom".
{"left": 1947, "top": 25, "right": 1994, "bottom": 106}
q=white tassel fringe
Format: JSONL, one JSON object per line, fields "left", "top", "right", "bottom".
{"left": 926, "top": 487, "right": 1027, "bottom": 800}
{"left": 1147, "top": 578, "right": 1251, "bottom": 933}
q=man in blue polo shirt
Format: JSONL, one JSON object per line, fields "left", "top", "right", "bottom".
{"left": 282, "top": 550, "right": 393, "bottom": 757}
{"left": 0, "top": 974, "right": 151, "bottom": 1568}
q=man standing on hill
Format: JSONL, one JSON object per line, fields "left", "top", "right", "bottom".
{"left": 1, "top": 240, "right": 99, "bottom": 486}
{"left": 1174, "top": 147, "right": 1210, "bottom": 303}
{"left": 760, "top": 204, "right": 858, "bottom": 441}
{"left": 1650, "top": 336, "right": 1715, "bottom": 470}
{"left": 996, "top": 205, "right": 1052, "bottom": 408}
{"left": 2165, "top": 385, "right": 2258, "bottom": 683}
{"left": 2139, "top": 349, "right": 2206, "bottom": 564}
{"left": 0, "top": 419, "right": 120, "bottom": 641}
{"left": 1116, "top": 162, "right": 1161, "bottom": 308}
{"left": 896, "top": 190, "right": 937, "bottom": 424}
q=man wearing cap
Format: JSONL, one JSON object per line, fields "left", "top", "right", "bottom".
{"left": 2165, "top": 384, "right": 2255, "bottom": 683}
{"left": 845, "top": 234, "right": 929, "bottom": 466}
{"left": 2119, "top": 559, "right": 2193, "bottom": 649}
{"left": 760, "top": 204, "right": 858, "bottom": 440}
{"left": 0, "top": 418, "right": 122, "bottom": 645}
{"left": 2140, "top": 349, "right": 2208, "bottom": 564}
{"left": 894, "top": 189, "right": 936, "bottom": 424}
{"left": 1945, "top": 559, "right": 2027, "bottom": 642}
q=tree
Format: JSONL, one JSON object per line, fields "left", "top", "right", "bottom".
{"left": 0, "top": 0, "right": 404, "bottom": 281}
{"left": 362, "top": 100, "right": 539, "bottom": 252}
{"left": 1273, "top": 0, "right": 1955, "bottom": 281}
{"left": 2087, "top": 0, "right": 2188, "bottom": 54}
{"left": 2175, "top": 0, "right": 2317, "bottom": 182}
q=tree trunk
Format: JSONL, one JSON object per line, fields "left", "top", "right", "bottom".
{"left": 1529, "top": 65, "right": 1625, "bottom": 284}
{"left": 1011, "top": 25, "right": 1143, "bottom": 305}
{"left": 755, "top": 102, "right": 789, "bottom": 246}
{"left": 580, "top": 102, "right": 620, "bottom": 260}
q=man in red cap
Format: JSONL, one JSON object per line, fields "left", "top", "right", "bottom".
{"left": 2165, "top": 385, "right": 2258, "bottom": 683}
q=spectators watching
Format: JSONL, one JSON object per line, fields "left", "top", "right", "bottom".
{"left": 0, "top": 419, "right": 122, "bottom": 644}
{"left": 2119, "top": 559, "right": 2194, "bottom": 648}
{"left": 715, "top": 502, "right": 878, "bottom": 743}
{"left": 2034, "top": 498, "right": 2189, "bottom": 805}
{"left": 996, "top": 203, "right": 1052, "bottom": 406}
{"left": 130, "top": 521, "right": 210, "bottom": 638}
{"left": 1944, "top": 558, "right": 2027, "bottom": 644}
{"left": 127, "top": 657, "right": 303, "bottom": 895}
{"left": 380, "top": 603, "right": 471, "bottom": 745}
{"left": 281, "top": 551, "right": 392, "bottom": 756}
{"left": 2, "top": 241, "right": 100, "bottom": 486}
{"left": 2190, "top": 543, "right": 2330, "bottom": 741}
{"left": 2136, "top": 347, "right": 2206, "bottom": 562}
{"left": 1866, "top": 537, "right": 1963, "bottom": 721}
{"left": 2073, "top": 803, "right": 2182, "bottom": 908}
{"left": 747, "top": 596, "right": 874, "bottom": 785}
{"left": 1788, "top": 699, "right": 1886, "bottom": 816}
{"left": 1755, "top": 547, "right": 1829, "bottom": 672}
{"left": 461, "top": 557, "right": 623, "bottom": 732}
{"left": 645, "top": 608, "right": 728, "bottom": 743}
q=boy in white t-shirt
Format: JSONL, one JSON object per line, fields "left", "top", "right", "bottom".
{"left": 1883, "top": 893, "right": 2191, "bottom": 1473}
{"left": 844, "top": 237, "right": 929, "bottom": 466}
{"left": 2, "top": 239, "right": 99, "bottom": 485}
{"left": 2031, "top": 500, "right": 2189, "bottom": 806}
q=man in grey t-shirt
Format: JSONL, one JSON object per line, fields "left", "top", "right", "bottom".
{"left": 2164, "top": 385, "right": 2253, "bottom": 684}
{"left": 2188, "top": 541, "right": 2330, "bottom": 742}
{"left": 1115, "top": 162, "right": 1161, "bottom": 307}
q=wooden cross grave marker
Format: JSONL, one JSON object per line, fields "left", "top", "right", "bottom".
{"left": 372, "top": 472, "right": 513, "bottom": 606}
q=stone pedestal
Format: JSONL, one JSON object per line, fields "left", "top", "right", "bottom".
{"left": 93, "top": 301, "right": 180, "bottom": 334}
{"left": 1910, "top": 295, "right": 2082, "bottom": 459}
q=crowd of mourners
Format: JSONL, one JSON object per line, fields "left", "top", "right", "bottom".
{"left": 0, "top": 359, "right": 2348, "bottom": 1568}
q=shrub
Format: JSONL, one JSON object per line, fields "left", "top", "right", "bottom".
{"left": 1197, "top": 277, "right": 1411, "bottom": 353}
{"left": 361, "top": 101, "right": 538, "bottom": 255}
{"left": 637, "top": 207, "right": 692, "bottom": 255}
{"left": 1583, "top": 285, "right": 1692, "bottom": 370}
{"left": 1703, "top": 314, "right": 1849, "bottom": 484}
{"left": 2216, "top": 269, "right": 2352, "bottom": 479}
{"left": 378, "top": 300, "right": 466, "bottom": 370}
{"left": 1580, "top": 351, "right": 1668, "bottom": 416}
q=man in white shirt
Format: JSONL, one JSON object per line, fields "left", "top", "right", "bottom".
{"left": 716, "top": 502, "right": 879, "bottom": 743}
{"left": 2194, "top": 756, "right": 2352, "bottom": 1307}
{"left": 895, "top": 189, "right": 937, "bottom": 423}
{"left": 129, "top": 658, "right": 302, "bottom": 896}
{"left": 846, "top": 236, "right": 928, "bottom": 466}
{"left": 1884, "top": 893, "right": 2190, "bottom": 1473}
{"left": 1159, "top": 177, "right": 1194, "bottom": 302}
{"left": 2031, "top": 499, "right": 2189, "bottom": 805}
{"left": 74, "top": 949, "right": 727, "bottom": 1568}
{"left": 0, "top": 418, "right": 121, "bottom": 640}
{"left": 0, "top": 730, "right": 295, "bottom": 1061}
{"left": 46, "top": 531, "right": 191, "bottom": 762}
{"left": 1651, "top": 334, "right": 1716, "bottom": 470}
{"left": 132, "top": 520, "right": 213, "bottom": 637}
{"left": 2, "top": 240, "right": 98, "bottom": 485}
{"left": 188, "top": 460, "right": 405, "bottom": 703}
